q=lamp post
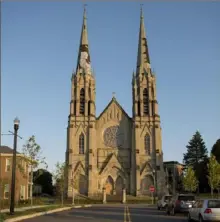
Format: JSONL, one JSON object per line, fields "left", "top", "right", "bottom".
{"left": 152, "top": 169, "right": 156, "bottom": 204}
{"left": 10, "top": 117, "right": 20, "bottom": 215}
{"left": 172, "top": 163, "right": 176, "bottom": 195}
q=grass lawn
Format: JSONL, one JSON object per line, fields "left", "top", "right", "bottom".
{"left": 0, "top": 204, "right": 72, "bottom": 221}
{"left": 196, "top": 193, "right": 220, "bottom": 199}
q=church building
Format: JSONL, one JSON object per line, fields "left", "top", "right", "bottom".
{"left": 66, "top": 7, "right": 167, "bottom": 197}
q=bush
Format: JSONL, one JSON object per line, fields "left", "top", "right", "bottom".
{"left": 19, "top": 199, "right": 29, "bottom": 205}
{"left": 0, "top": 213, "right": 5, "bottom": 222}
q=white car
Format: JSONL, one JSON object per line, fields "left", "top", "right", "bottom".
{"left": 188, "top": 199, "right": 220, "bottom": 221}
{"left": 157, "top": 194, "right": 172, "bottom": 210}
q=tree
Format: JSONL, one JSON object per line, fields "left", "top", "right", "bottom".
{"left": 53, "top": 162, "right": 66, "bottom": 206}
{"left": 211, "top": 139, "right": 220, "bottom": 163}
{"left": 183, "top": 131, "right": 208, "bottom": 167}
{"left": 33, "top": 169, "right": 53, "bottom": 196}
{"left": 183, "top": 166, "right": 198, "bottom": 193}
{"left": 183, "top": 131, "right": 209, "bottom": 192}
{"left": 207, "top": 154, "right": 220, "bottom": 198}
{"left": 69, "top": 170, "right": 81, "bottom": 205}
{"left": 22, "top": 135, "right": 47, "bottom": 206}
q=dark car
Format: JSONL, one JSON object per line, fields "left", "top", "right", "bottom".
{"left": 166, "top": 194, "right": 196, "bottom": 215}
{"left": 157, "top": 195, "right": 172, "bottom": 210}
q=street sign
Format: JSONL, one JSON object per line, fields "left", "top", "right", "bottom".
{"left": 149, "top": 185, "right": 155, "bottom": 193}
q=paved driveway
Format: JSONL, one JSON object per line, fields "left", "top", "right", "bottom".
{"left": 23, "top": 204, "right": 187, "bottom": 222}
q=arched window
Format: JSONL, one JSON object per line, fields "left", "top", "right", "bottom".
{"left": 151, "top": 87, "right": 154, "bottom": 115}
{"left": 89, "top": 88, "right": 91, "bottom": 98}
{"left": 79, "top": 133, "right": 84, "bottom": 154}
{"left": 80, "top": 88, "right": 85, "bottom": 115}
{"left": 145, "top": 134, "right": 151, "bottom": 155}
{"left": 143, "top": 88, "right": 149, "bottom": 115}
{"left": 88, "top": 101, "right": 91, "bottom": 116}
{"left": 137, "top": 101, "right": 141, "bottom": 116}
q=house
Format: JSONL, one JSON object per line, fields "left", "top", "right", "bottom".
{"left": 163, "top": 161, "right": 185, "bottom": 194}
{"left": 0, "top": 146, "right": 30, "bottom": 202}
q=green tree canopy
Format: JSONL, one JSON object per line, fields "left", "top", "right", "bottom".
{"left": 183, "top": 166, "right": 198, "bottom": 192}
{"left": 53, "top": 162, "right": 67, "bottom": 206}
{"left": 183, "top": 131, "right": 208, "bottom": 167}
{"left": 207, "top": 154, "right": 220, "bottom": 196}
{"left": 211, "top": 139, "right": 220, "bottom": 163}
{"left": 33, "top": 169, "right": 54, "bottom": 196}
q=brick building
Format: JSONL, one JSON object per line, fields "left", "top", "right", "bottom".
{"left": 0, "top": 146, "right": 30, "bottom": 202}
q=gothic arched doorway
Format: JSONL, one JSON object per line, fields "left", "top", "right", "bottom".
{"left": 79, "top": 174, "right": 87, "bottom": 195}
{"left": 140, "top": 175, "right": 154, "bottom": 195}
{"left": 105, "top": 176, "right": 114, "bottom": 195}
{"left": 115, "top": 176, "right": 123, "bottom": 195}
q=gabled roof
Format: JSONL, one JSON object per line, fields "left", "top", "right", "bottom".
{"left": 0, "top": 146, "right": 20, "bottom": 154}
{"left": 99, "top": 152, "right": 126, "bottom": 175}
{"left": 96, "top": 97, "right": 131, "bottom": 120}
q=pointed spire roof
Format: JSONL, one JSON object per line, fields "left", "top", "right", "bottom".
{"left": 136, "top": 6, "right": 151, "bottom": 75}
{"left": 80, "top": 7, "right": 89, "bottom": 46}
{"left": 76, "top": 6, "right": 92, "bottom": 75}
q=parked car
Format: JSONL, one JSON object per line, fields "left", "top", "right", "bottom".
{"left": 166, "top": 193, "right": 196, "bottom": 215}
{"left": 188, "top": 199, "right": 220, "bottom": 222}
{"left": 157, "top": 194, "right": 172, "bottom": 210}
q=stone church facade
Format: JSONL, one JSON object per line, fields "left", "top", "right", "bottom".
{"left": 66, "top": 8, "right": 167, "bottom": 198}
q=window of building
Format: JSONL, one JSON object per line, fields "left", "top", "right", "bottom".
{"left": 143, "top": 88, "right": 149, "bottom": 115}
{"left": 20, "top": 185, "right": 26, "bottom": 200}
{"left": 80, "top": 88, "right": 85, "bottom": 115}
{"left": 137, "top": 101, "right": 141, "bottom": 116}
{"left": 145, "top": 134, "right": 151, "bottom": 155}
{"left": 89, "top": 88, "right": 91, "bottom": 98}
{"left": 79, "top": 133, "right": 85, "bottom": 154}
{"left": 5, "top": 158, "right": 11, "bottom": 172}
{"left": 88, "top": 101, "right": 91, "bottom": 116}
{"left": 4, "top": 184, "right": 9, "bottom": 199}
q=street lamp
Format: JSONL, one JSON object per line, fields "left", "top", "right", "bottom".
{"left": 10, "top": 117, "right": 20, "bottom": 215}
{"left": 152, "top": 169, "right": 156, "bottom": 204}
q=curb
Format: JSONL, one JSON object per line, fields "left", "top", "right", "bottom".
{"left": 4, "top": 205, "right": 92, "bottom": 222}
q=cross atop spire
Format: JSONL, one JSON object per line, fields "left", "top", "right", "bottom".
{"left": 140, "top": 3, "right": 144, "bottom": 17}
{"left": 136, "top": 6, "right": 151, "bottom": 75}
{"left": 76, "top": 5, "right": 92, "bottom": 75}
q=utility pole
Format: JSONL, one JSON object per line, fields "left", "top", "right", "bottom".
{"left": 10, "top": 117, "right": 20, "bottom": 215}
{"left": 172, "top": 163, "right": 176, "bottom": 195}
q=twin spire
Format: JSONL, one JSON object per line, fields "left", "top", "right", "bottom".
{"left": 75, "top": 6, "right": 151, "bottom": 76}
{"left": 136, "top": 6, "right": 151, "bottom": 75}
{"left": 76, "top": 7, "right": 92, "bottom": 75}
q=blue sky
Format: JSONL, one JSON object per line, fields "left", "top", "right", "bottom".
{"left": 1, "top": 2, "right": 220, "bottom": 171}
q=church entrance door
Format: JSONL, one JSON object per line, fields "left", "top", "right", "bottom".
{"left": 105, "top": 176, "right": 114, "bottom": 195}
{"left": 115, "top": 176, "right": 123, "bottom": 195}
{"left": 79, "top": 174, "right": 87, "bottom": 195}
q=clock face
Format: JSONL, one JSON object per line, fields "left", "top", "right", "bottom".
{"left": 103, "top": 126, "right": 124, "bottom": 148}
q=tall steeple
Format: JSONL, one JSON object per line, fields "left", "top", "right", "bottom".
{"left": 76, "top": 6, "right": 92, "bottom": 75}
{"left": 136, "top": 6, "right": 151, "bottom": 75}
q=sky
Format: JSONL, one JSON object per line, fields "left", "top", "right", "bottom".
{"left": 1, "top": 1, "right": 220, "bottom": 172}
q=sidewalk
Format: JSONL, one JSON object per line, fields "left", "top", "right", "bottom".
{"left": 0, "top": 205, "right": 52, "bottom": 213}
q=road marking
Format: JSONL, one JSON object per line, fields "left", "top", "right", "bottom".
{"left": 124, "top": 206, "right": 127, "bottom": 222}
{"left": 127, "top": 206, "right": 132, "bottom": 222}
{"left": 124, "top": 206, "right": 132, "bottom": 222}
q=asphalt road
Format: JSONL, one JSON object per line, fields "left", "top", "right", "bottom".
{"left": 23, "top": 204, "right": 188, "bottom": 222}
